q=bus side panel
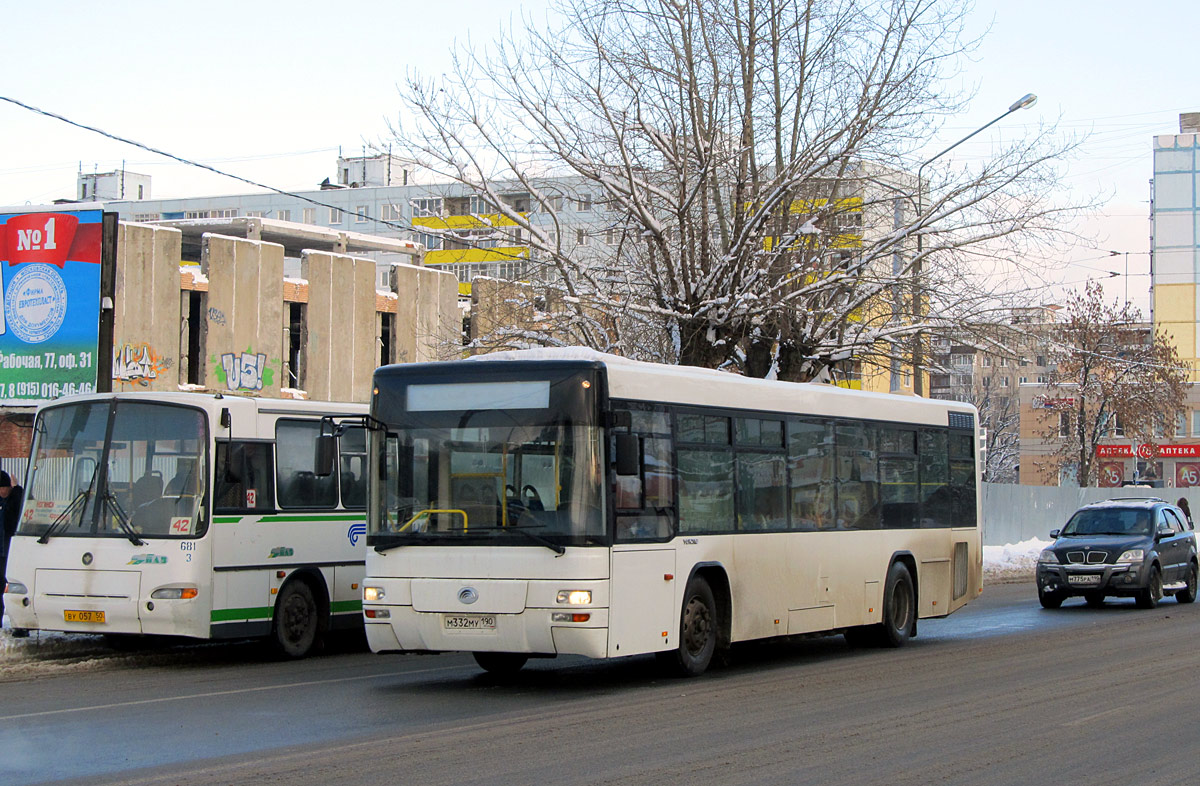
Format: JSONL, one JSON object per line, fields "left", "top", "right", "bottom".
{"left": 211, "top": 569, "right": 272, "bottom": 638}
{"left": 608, "top": 547, "right": 676, "bottom": 657}
{"left": 331, "top": 563, "right": 366, "bottom": 630}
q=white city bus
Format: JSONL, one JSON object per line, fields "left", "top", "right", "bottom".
{"left": 355, "top": 349, "right": 981, "bottom": 676}
{"left": 3, "top": 391, "right": 370, "bottom": 657}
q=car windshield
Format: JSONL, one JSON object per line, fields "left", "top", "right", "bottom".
{"left": 19, "top": 400, "right": 209, "bottom": 539}
{"left": 1061, "top": 508, "right": 1153, "bottom": 537}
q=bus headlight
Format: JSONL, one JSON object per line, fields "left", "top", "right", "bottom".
{"left": 4, "top": 581, "right": 28, "bottom": 595}
{"left": 150, "top": 587, "right": 198, "bottom": 600}
{"left": 363, "top": 586, "right": 385, "bottom": 602}
{"left": 1116, "top": 549, "right": 1145, "bottom": 564}
{"left": 1037, "top": 549, "right": 1059, "bottom": 565}
{"left": 557, "top": 590, "right": 591, "bottom": 605}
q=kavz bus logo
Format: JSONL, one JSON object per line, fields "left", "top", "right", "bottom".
{"left": 128, "top": 554, "right": 168, "bottom": 565}
{"left": 347, "top": 522, "right": 366, "bottom": 546}
{"left": 268, "top": 546, "right": 294, "bottom": 558}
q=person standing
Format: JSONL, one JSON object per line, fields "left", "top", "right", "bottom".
{"left": 0, "top": 469, "right": 25, "bottom": 632}
{"left": 1177, "top": 497, "right": 1193, "bottom": 527}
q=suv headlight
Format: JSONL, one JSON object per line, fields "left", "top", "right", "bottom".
{"left": 1038, "top": 549, "right": 1059, "bottom": 564}
{"left": 1116, "top": 549, "right": 1145, "bottom": 563}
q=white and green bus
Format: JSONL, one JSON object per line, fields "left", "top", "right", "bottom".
{"left": 4, "top": 391, "right": 369, "bottom": 657}
{"left": 355, "top": 349, "right": 982, "bottom": 676}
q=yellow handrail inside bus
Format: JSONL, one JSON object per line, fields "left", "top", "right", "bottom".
{"left": 398, "top": 508, "right": 469, "bottom": 533}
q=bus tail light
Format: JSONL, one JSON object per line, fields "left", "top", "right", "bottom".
{"left": 150, "top": 587, "right": 198, "bottom": 600}
{"left": 4, "top": 581, "right": 28, "bottom": 595}
{"left": 552, "top": 612, "right": 590, "bottom": 623}
{"left": 364, "top": 608, "right": 391, "bottom": 619}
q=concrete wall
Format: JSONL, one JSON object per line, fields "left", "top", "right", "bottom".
{"left": 201, "top": 234, "right": 285, "bottom": 396}
{"left": 981, "top": 483, "right": 1200, "bottom": 546}
{"left": 302, "top": 251, "right": 378, "bottom": 401}
{"left": 112, "top": 223, "right": 183, "bottom": 392}
{"left": 390, "top": 263, "right": 459, "bottom": 364}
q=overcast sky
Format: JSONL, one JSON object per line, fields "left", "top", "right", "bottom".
{"left": 2, "top": 0, "right": 1196, "bottom": 314}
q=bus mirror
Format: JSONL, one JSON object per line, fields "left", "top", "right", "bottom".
{"left": 609, "top": 410, "right": 632, "bottom": 430}
{"left": 614, "top": 433, "right": 641, "bottom": 476}
{"left": 315, "top": 433, "right": 336, "bottom": 477}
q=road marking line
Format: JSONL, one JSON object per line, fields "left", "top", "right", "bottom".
{"left": 0, "top": 664, "right": 461, "bottom": 721}
{"left": 1062, "top": 706, "right": 1125, "bottom": 727}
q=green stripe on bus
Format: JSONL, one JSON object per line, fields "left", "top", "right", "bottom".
{"left": 212, "top": 517, "right": 244, "bottom": 524}
{"left": 211, "top": 606, "right": 274, "bottom": 623}
{"left": 331, "top": 600, "right": 362, "bottom": 614}
{"left": 257, "top": 515, "right": 366, "bottom": 523}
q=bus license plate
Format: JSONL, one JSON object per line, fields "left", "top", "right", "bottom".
{"left": 1068, "top": 574, "right": 1101, "bottom": 586}
{"left": 64, "top": 609, "right": 106, "bottom": 624}
{"left": 443, "top": 614, "right": 496, "bottom": 630}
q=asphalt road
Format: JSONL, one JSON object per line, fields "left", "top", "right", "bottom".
{"left": 2, "top": 581, "right": 1197, "bottom": 786}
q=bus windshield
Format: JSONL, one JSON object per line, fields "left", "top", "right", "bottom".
{"left": 370, "top": 421, "right": 606, "bottom": 548}
{"left": 19, "top": 400, "right": 209, "bottom": 540}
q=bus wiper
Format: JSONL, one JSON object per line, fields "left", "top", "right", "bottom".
{"left": 373, "top": 536, "right": 409, "bottom": 554}
{"left": 103, "top": 489, "right": 144, "bottom": 546}
{"left": 473, "top": 525, "right": 566, "bottom": 556}
{"left": 38, "top": 463, "right": 101, "bottom": 544}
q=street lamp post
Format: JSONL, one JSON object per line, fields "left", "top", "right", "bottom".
{"left": 911, "top": 93, "right": 1037, "bottom": 396}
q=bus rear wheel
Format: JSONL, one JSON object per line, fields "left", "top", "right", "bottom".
{"left": 273, "top": 580, "right": 320, "bottom": 658}
{"left": 473, "top": 652, "right": 528, "bottom": 674}
{"left": 879, "top": 562, "right": 916, "bottom": 647}
{"left": 662, "top": 577, "right": 718, "bottom": 677}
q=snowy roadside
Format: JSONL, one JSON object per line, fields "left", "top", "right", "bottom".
{"left": 2, "top": 540, "right": 1046, "bottom": 679}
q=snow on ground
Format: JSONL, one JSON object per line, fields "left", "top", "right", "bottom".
{"left": 1, "top": 541, "right": 1046, "bottom": 677}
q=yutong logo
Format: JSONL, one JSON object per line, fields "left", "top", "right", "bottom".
{"left": 128, "top": 554, "right": 168, "bottom": 565}
{"left": 458, "top": 587, "right": 479, "bottom": 605}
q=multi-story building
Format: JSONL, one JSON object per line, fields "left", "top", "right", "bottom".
{"left": 1151, "top": 112, "right": 1200, "bottom": 380}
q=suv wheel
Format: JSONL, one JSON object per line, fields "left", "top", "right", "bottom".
{"left": 1177, "top": 563, "right": 1198, "bottom": 604}
{"left": 1136, "top": 565, "right": 1163, "bottom": 609}
{"left": 1038, "top": 586, "right": 1064, "bottom": 609}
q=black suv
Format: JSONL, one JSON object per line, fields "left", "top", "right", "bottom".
{"left": 1037, "top": 498, "right": 1198, "bottom": 609}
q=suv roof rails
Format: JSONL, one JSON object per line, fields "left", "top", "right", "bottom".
{"left": 1097, "top": 497, "right": 1166, "bottom": 503}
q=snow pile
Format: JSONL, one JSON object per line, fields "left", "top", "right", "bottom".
{"left": 983, "top": 537, "right": 1049, "bottom": 582}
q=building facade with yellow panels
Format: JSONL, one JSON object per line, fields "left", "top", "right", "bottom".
{"left": 1152, "top": 115, "right": 1200, "bottom": 380}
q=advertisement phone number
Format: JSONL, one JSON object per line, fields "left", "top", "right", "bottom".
{"left": 5, "top": 382, "right": 96, "bottom": 399}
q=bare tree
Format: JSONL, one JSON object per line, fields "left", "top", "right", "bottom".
{"left": 1037, "top": 282, "right": 1189, "bottom": 487}
{"left": 392, "top": 0, "right": 1083, "bottom": 379}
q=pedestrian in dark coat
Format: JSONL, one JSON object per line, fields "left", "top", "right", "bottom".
{"left": 0, "top": 469, "right": 25, "bottom": 629}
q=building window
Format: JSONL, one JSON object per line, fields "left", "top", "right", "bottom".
{"left": 381, "top": 204, "right": 402, "bottom": 221}
{"left": 999, "top": 376, "right": 1010, "bottom": 388}
{"left": 1059, "top": 413, "right": 1070, "bottom": 438}
{"left": 575, "top": 195, "right": 592, "bottom": 212}
{"left": 999, "top": 357, "right": 1010, "bottom": 367}
{"left": 246, "top": 211, "right": 265, "bottom": 218}
{"left": 469, "top": 195, "right": 490, "bottom": 214}
{"left": 131, "top": 213, "right": 160, "bottom": 222}
{"left": 137, "top": 185, "right": 144, "bottom": 199}
{"left": 605, "top": 228, "right": 620, "bottom": 246}
{"left": 982, "top": 356, "right": 992, "bottom": 367}
{"left": 412, "top": 198, "right": 442, "bottom": 217}
{"left": 356, "top": 206, "right": 369, "bottom": 223}
{"left": 277, "top": 209, "right": 291, "bottom": 221}
{"left": 303, "top": 208, "right": 316, "bottom": 224}
{"left": 1018, "top": 376, "right": 1027, "bottom": 385}
{"left": 951, "top": 354, "right": 971, "bottom": 367}
{"left": 576, "top": 228, "right": 588, "bottom": 246}
{"left": 329, "top": 207, "right": 342, "bottom": 224}
{"left": 418, "top": 232, "right": 444, "bottom": 251}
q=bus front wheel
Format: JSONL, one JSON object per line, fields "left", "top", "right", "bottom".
{"left": 879, "top": 562, "right": 916, "bottom": 647}
{"left": 662, "top": 577, "right": 718, "bottom": 677}
{"left": 273, "top": 580, "right": 320, "bottom": 658}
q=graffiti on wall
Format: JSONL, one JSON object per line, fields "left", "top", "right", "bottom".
{"left": 112, "top": 343, "right": 172, "bottom": 386}
{"left": 212, "top": 348, "right": 276, "bottom": 391}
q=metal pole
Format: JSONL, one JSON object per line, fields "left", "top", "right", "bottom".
{"left": 911, "top": 94, "right": 1037, "bottom": 396}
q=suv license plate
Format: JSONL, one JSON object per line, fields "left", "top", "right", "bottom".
{"left": 443, "top": 614, "right": 497, "bottom": 630}
{"left": 64, "top": 609, "right": 106, "bottom": 624}
{"left": 1068, "top": 574, "right": 1102, "bottom": 586}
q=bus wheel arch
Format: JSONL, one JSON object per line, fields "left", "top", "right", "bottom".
{"left": 661, "top": 563, "right": 730, "bottom": 677}
{"left": 272, "top": 571, "right": 330, "bottom": 658}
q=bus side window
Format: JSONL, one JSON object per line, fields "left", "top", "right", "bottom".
{"left": 276, "top": 420, "right": 338, "bottom": 509}
{"left": 214, "top": 441, "right": 275, "bottom": 512}
{"left": 340, "top": 427, "right": 368, "bottom": 509}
